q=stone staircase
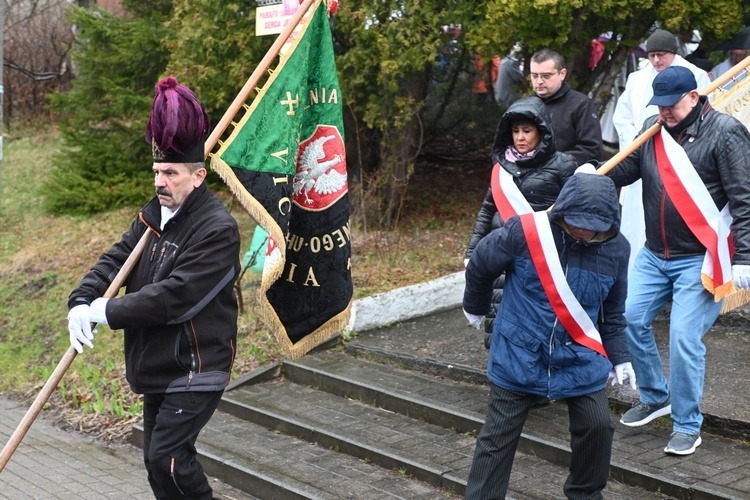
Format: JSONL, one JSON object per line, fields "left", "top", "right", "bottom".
{"left": 132, "top": 307, "right": 750, "bottom": 499}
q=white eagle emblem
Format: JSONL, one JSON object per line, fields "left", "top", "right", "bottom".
{"left": 293, "top": 134, "right": 347, "bottom": 205}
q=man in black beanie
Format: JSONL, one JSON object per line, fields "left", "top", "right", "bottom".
{"left": 612, "top": 28, "right": 711, "bottom": 273}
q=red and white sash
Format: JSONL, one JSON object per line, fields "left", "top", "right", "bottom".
{"left": 520, "top": 212, "right": 607, "bottom": 358}
{"left": 654, "top": 128, "right": 734, "bottom": 300}
{"left": 490, "top": 162, "right": 533, "bottom": 221}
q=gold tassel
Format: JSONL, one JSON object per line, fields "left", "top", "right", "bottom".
{"left": 701, "top": 273, "right": 750, "bottom": 313}
{"left": 720, "top": 288, "right": 750, "bottom": 313}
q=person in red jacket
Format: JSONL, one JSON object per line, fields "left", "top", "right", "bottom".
{"left": 473, "top": 54, "right": 501, "bottom": 108}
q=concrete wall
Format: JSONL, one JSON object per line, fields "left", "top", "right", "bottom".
{"left": 346, "top": 271, "right": 465, "bottom": 332}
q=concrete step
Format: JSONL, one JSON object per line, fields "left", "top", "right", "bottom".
{"left": 524, "top": 402, "right": 750, "bottom": 500}
{"left": 223, "top": 351, "right": 676, "bottom": 498}
{"left": 221, "top": 376, "right": 475, "bottom": 494}
{"left": 133, "top": 409, "right": 460, "bottom": 499}
{"left": 346, "top": 307, "right": 750, "bottom": 442}
{"left": 280, "top": 349, "right": 750, "bottom": 499}
{"left": 132, "top": 348, "right": 677, "bottom": 499}
{"left": 130, "top": 311, "right": 750, "bottom": 500}
{"left": 281, "top": 348, "right": 489, "bottom": 435}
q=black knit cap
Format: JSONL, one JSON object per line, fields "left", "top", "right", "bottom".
{"left": 646, "top": 29, "right": 678, "bottom": 54}
{"left": 145, "top": 77, "right": 210, "bottom": 163}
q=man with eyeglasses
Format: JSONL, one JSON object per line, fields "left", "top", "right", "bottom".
{"left": 613, "top": 28, "right": 711, "bottom": 271}
{"left": 529, "top": 48, "right": 603, "bottom": 165}
{"left": 606, "top": 65, "right": 750, "bottom": 455}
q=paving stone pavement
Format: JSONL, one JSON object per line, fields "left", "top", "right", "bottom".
{"left": 3, "top": 269, "right": 750, "bottom": 499}
{"left": 0, "top": 397, "right": 255, "bottom": 499}
{"left": 0, "top": 396, "right": 153, "bottom": 499}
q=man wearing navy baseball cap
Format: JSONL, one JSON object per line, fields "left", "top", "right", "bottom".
{"left": 647, "top": 66, "right": 700, "bottom": 127}
{"left": 608, "top": 63, "right": 750, "bottom": 456}
{"left": 648, "top": 65, "right": 697, "bottom": 105}
{"left": 612, "top": 29, "right": 711, "bottom": 274}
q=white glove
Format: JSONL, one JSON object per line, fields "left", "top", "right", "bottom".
{"left": 90, "top": 298, "right": 110, "bottom": 325}
{"left": 575, "top": 163, "right": 596, "bottom": 175}
{"left": 464, "top": 258, "right": 470, "bottom": 268}
{"left": 733, "top": 264, "right": 750, "bottom": 290}
{"left": 609, "top": 362, "right": 637, "bottom": 390}
{"left": 68, "top": 304, "right": 94, "bottom": 354}
{"left": 463, "top": 308, "right": 484, "bottom": 329}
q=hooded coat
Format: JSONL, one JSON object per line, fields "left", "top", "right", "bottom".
{"left": 463, "top": 173, "right": 631, "bottom": 399}
{"left": 465, "top": 96, "right": 577, "bottom": 335}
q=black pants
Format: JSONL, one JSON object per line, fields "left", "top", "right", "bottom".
{"left": 142, "top": 391, "right": 223, "bottom": 499}
{"left": 465, "top": 384, "right": 614, "bottom": 500}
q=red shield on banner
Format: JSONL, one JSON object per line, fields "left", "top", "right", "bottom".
{"left": 293, "top": 125, "right": 347, "bottom": 210}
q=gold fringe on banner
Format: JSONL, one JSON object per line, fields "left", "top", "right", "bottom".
{"left": 210, "top": 0, "right": 352, "bottom": 359}
{"left": 707, "top": 62, "right": 750, "bottom": 313}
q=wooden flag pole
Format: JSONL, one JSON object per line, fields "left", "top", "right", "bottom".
{"left": 205, "top": 0, "right": 318, "bottom": 152}
{"left": 597, "top": 54, "right": 750, "bottom": 176}
{"left": 0, "top": 0, "right": 321, "bottom": 475}
{"left": 593, "top": 54, "right": 750, "bottom": 313}
{"left": 0, "top": 230, "right": 151, "bottom": 472}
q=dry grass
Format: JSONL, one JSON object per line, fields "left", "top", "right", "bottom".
{"left": 0, "top": 126, "right": 491, "bottom": 443}
{"left": 351, "top": 153, "right": 490, "bottom": 296}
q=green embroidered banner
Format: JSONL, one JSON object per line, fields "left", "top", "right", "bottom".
{"left": 211, "top": 0, "right": 351, "bottom": 359}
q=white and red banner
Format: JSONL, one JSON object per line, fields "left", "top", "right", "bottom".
{"left": 490, "top": 162, "right": 532, "bottom": 221}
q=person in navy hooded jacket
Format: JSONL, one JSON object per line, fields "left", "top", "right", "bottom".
{"left": 463, "top": 172, "right": 634, "bottom": 499}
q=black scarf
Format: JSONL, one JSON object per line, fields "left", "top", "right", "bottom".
{"left": 664, "top": 101, "right": 702, "bottom": 137}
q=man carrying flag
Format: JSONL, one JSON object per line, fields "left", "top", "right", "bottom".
{"left": 67, "top": 77, "right": 241, "bottom": 499}
{"left": 463, "top": 172, "right": 634, "bottom": 499}
{"left": 608, "top": 65, "right": 750, "bottom": 455}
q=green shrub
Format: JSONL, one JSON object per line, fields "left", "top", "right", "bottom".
{"left": 43, "top": 3, "right": 170, "bottom": 214}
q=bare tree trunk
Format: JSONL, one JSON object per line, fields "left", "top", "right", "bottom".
{"left": 378, "top": 68, "right": 430, "bottom": 228}
{"left": 427, "top": 46, "right": 469, "bottom": 138}
{"left": 4, "top": 0, "right": 73, "bottom": 127}
{"left": 588, "top": 47, "right": 629, "bottom": 118}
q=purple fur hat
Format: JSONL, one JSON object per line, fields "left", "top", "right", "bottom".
{"left": 145, "top": 77, "right": 210, "bottom": 163}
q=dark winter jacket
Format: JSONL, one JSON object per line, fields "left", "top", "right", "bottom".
{"left": 465, "top": 97, "right": 577, "bottom": 335}
{"left": 463, "top": 173, "right": 631, "bottom": 399}
{"left": 608, "top": 97, "right": 750, "bottom": 263}
{"left": 539, "top": 82, "right": 603, "bottom": 165}
{"left": 69, "top": 182, "right": 241, "bottom": 394}
{"left": 467, "top": 96, "right": 578, "bottom": 257}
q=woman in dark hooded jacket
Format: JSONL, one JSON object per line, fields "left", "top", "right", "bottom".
{"left": 465, "top": 96, "right": 577, "bottom": 343}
